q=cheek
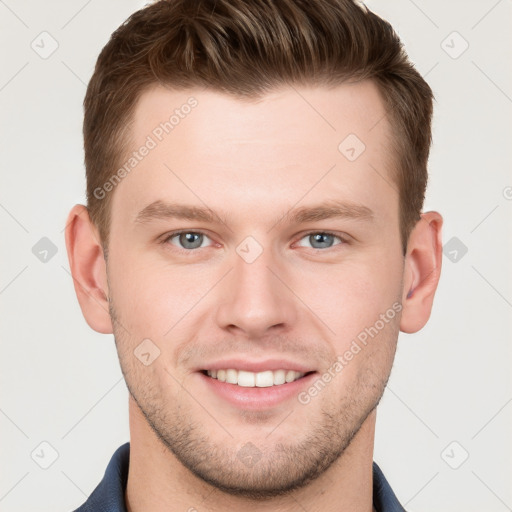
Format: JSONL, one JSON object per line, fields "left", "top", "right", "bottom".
{"left": 107, "top": 250, "right": 215, "bottom": 340}
{"left": 293, "top": 252, "right": 403, "bottom": 341}
{"left": 107, "top": 253, "right": 162, "bottom": 336}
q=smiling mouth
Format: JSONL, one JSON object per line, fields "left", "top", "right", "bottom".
{"left": 201, "top": 369, "right": 315, "bottom": 388}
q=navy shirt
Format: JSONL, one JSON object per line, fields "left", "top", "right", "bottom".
{"left": 73, "top": 443, "right": 406, "bottom": 511}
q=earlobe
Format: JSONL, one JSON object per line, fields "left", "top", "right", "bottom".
{"left": 400, "top": 211, "right": 443, "bottom": 334}
{"left": 64, "top": 204, "right": 113, "bottom": 334}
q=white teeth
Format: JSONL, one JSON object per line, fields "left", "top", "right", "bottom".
{"left": 226, "top": 369, "right": 238, "bottom": 384}
{"left": 285, "top": 370, "right": 297, "bottom": 383}
{"left": 273, "top": 369, "right": 286, "bottom": 385}
{"left": 205, "top": 369, "right": 306, "bottom": 387}
{"left": 238, "top": 370, "right": 255, "bottom": 387}
{"left": 255, "top": 370, "right": 274, "bottom": 387}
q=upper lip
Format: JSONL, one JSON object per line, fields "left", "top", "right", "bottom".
{"left": 197, "top": 359, "right": 316, "bottom": 373}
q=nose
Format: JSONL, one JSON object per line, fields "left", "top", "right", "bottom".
{"left": 215, "top": 245, "right": 298, "bottom": 339}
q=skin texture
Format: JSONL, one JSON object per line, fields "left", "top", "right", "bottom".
{"left": 65, "top": 81, "right": 443, "bottom": 512}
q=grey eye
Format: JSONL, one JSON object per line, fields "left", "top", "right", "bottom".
{"left": 297, "top": 233, "right": 343, "bottom": 249}
{"left": 169, "top": 232, "right": 210, "bottom": 250}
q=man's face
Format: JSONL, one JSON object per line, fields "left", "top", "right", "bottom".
{"left": 106, "top": 82, "right": 405, "bottom": 497}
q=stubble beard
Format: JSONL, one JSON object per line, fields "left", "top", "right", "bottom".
{"left": 110, "top": 301, "right": 395, "bottom": 500}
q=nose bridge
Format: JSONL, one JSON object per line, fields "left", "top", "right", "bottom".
{"left": 215, "top": 238, "right": 297, "bottom": 336}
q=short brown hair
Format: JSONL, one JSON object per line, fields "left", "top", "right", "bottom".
{"left": 84, "top": 0, "right": 433, "bottom": 254}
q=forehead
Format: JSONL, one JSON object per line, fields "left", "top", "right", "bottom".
{"left": 131, "top": 81, "right": 390, "bottom": 150}
{"left": 110, "top": 82, "right": 397, "bottom": 231}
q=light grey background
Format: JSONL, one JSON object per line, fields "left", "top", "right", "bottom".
{"left": 1, "top": 1, "right": 511, "bottom": 511}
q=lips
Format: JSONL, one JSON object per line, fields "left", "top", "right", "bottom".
{"left": 198, "top": 367, "right": 317, "bottom": 410}
{"left": 194, "top": 358, "right": 317, "bottom": 409}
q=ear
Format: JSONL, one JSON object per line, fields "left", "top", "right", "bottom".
{"left": 400, "top": 211, "right": 443, "bottom": 333}
{"left": 64, "top": 204, "right": 113, "bottom": 334}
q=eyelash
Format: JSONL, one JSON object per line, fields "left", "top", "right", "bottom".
{"left": 160, "top": 230, "right": 349, "bottom": 253}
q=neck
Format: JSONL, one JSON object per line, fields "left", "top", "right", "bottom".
{"left": 125, "top": 397, "right": 377, "bottom": 512}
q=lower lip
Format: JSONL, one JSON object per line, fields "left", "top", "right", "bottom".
{"left": 198, "top": 371, "right": 318, "bottom": 410}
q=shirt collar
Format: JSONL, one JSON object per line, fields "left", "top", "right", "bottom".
{"left": 73, "top": 443, "right": 406, "bottom": 512}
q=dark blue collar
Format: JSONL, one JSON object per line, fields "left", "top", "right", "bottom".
{"left": 73, "top": 442, "right": 406, "bottom": 511}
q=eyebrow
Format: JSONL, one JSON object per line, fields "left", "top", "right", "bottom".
{"left": 134, "top": 199, "right": 374, "bottom": 227}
